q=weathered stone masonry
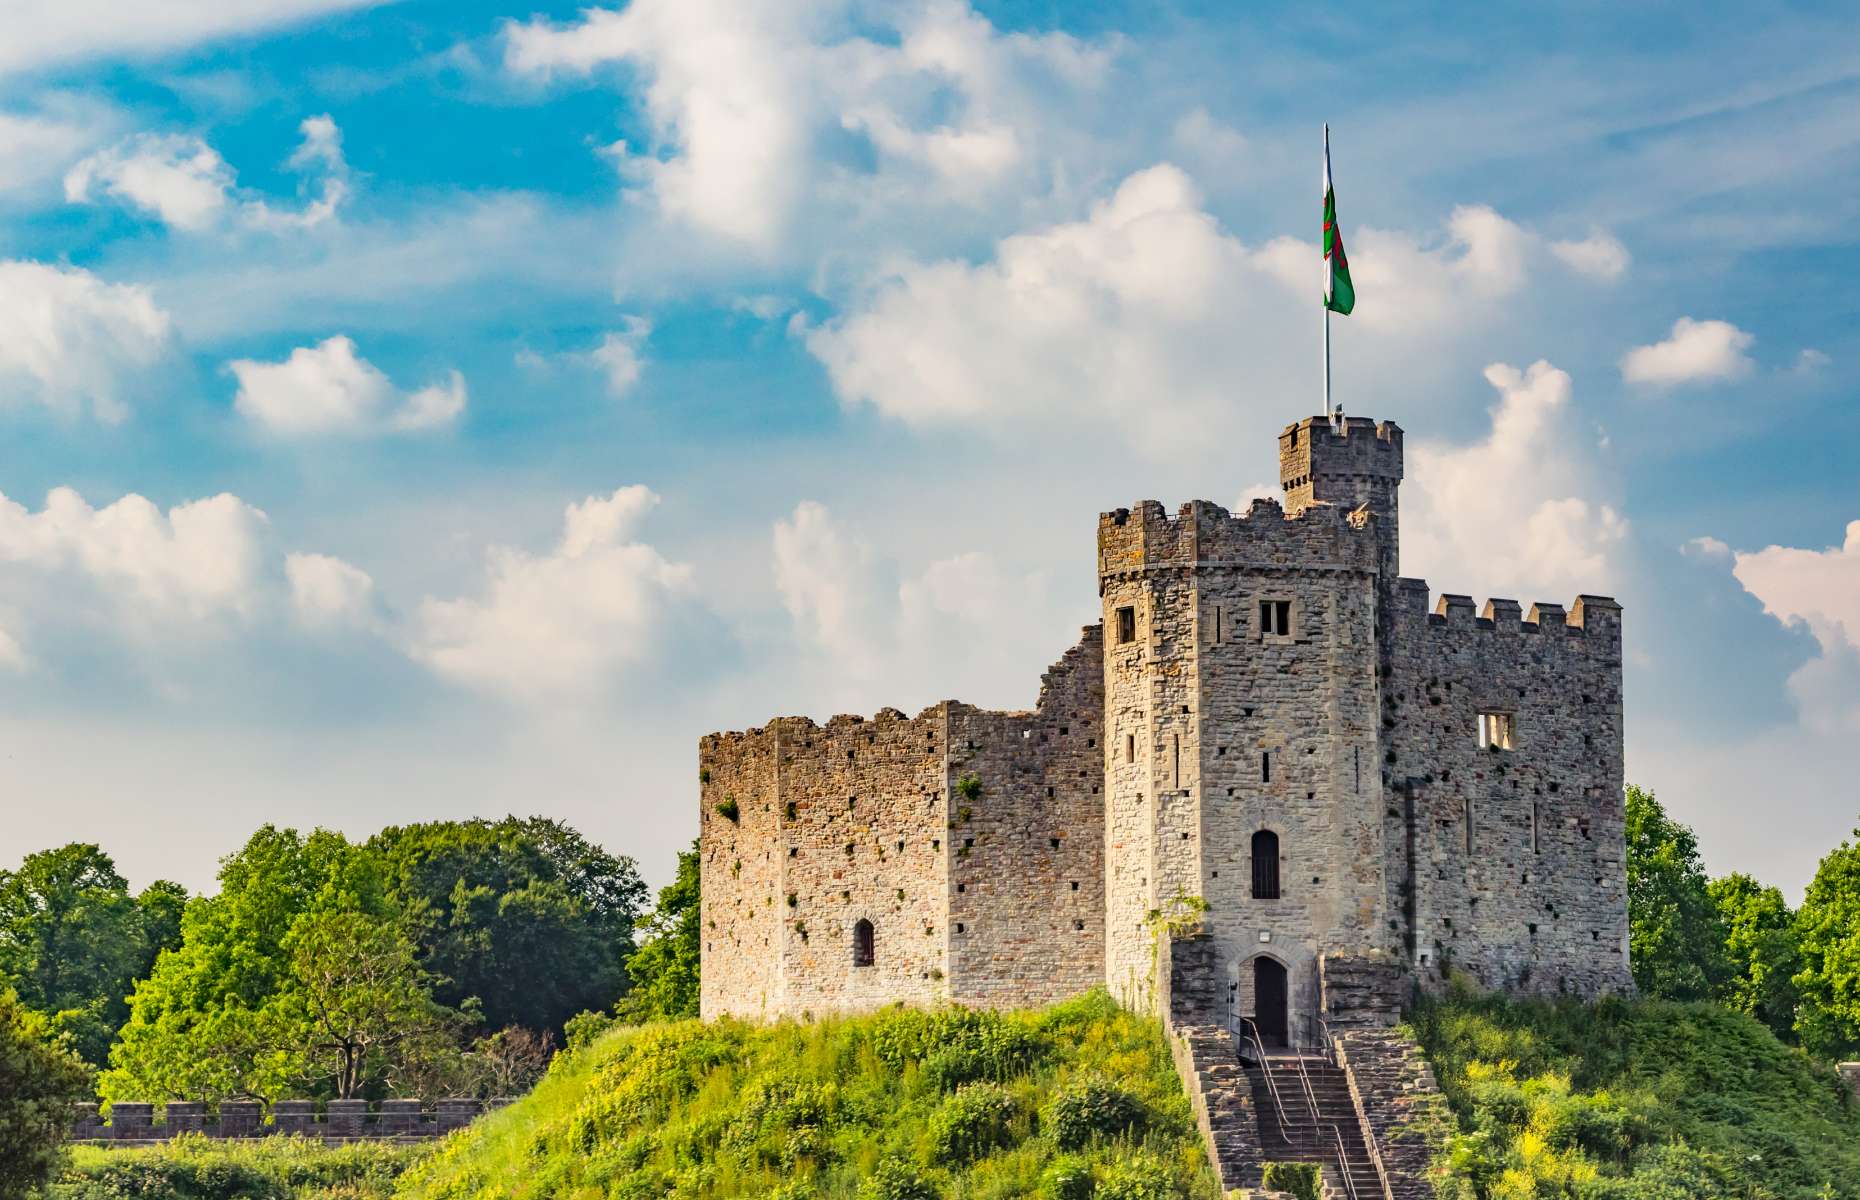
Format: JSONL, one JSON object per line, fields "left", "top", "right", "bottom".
{"left": 702, "top": 412, "right": 1631, "bottom": 1023}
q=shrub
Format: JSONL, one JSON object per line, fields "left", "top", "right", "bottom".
{"left": 715, "top": 797, "right": 740, "bottom": 823}
{"left": 1094, "top": 1154, "right": 1175, "bottom": 1200}
{"left": 926, "top": 1083, "right": 1019, "bottom": 1166}
{"left": 955, "top": 774, "right": 984, "bottom": 802}
{"left": 1040, "top": 1155, "right": 1096, "bottom": 1200}
{"left": 859, "top": 1158, "right": 940, "bottom": 1200}
{"left": 1260, "top": 1160, "right": 1322, "bottom": 1200}
{"left": 1044, "top": 1077, "right": 1146, "bottom": 1149}
{"left": 563, "top": 1008, "right": 616, "bottom": 1053}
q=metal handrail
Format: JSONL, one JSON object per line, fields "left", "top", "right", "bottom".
{"left": 1237, "top": 1018, "right": 1294, "bottom": 1146}
{"left": 1329, "top": 1123, "right": 1362, "bottom": 1200}
{"left": 1317, "top": 1014, "right": 1393, "bottom": 1200}
{"left": 1291, "top": 1050, "right": 1321, "bottom": 1123}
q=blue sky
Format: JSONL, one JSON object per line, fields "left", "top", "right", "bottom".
{"left": 0, "top": 0, "right": 1856, "bottom": 899}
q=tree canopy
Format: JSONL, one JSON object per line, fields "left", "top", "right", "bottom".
{"left": 1624, "top": 785, "right": 1730, "bottom": 1001}
{"left": 621, "top": 839, "right": 700, "bottom": 1022}
{"left": 0, "top": 986, "right": 91, "bottom": 1196}
{"left": 1793, "top": 830, "right": 1860, "bottom": 1061}
{"left": 1708, "top": 871, "right": 1799, "bottom": 1041}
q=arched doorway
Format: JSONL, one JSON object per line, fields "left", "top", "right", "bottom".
{"left": 1253, "top": 956, "right": 1288, "bottom": 1047}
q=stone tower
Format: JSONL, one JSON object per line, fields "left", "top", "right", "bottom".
{"left": 1098, "top": 418, "right": 1399, "bottom": 1039}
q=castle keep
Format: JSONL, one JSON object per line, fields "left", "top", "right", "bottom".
{"left": 698, "top": 414, "right": 1631, "bottom": 1047}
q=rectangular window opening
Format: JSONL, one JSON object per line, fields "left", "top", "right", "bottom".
{"left": 1261, "top": 751, "right": 1272, "bottom": 784}
{"left": 1259, "top": 599, "right": 1292, "bottom": 637}
{"left": 1126, "top": 733, "right": 1136, "bottom": 763}
{"left": 1115, "top": 605, "right": 1137, "bottom": 645}
{"left": 1477, "top": 711, "right": 1516, "bottom": 750}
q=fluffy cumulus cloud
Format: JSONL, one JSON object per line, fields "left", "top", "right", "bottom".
{"left": 409, "top": 487, "right": 702, "bottom": 701}
{"left": 229, "top": 335, "right": 465, "bottom": 436}
{"left": 0, "top": 260, "right": 171, "bottom": 421}
{"left": 1548, "top": 231, "right": 1631, "bottom": 281}
{"left": 504, "top": 0, "right": 1109, "bottom": 255}
{"left": 1621, "top": 316, "right": 1755, "bottom": 386}
{"left": 65, "top": 116, "right": 349, "bottom": 233}
{"left": 0, "top": 484, "right": 376, "bottom": 681}
{"left": 1730, "top": 522, "right": 1860, "bottom": 731}
{"left": 807, "top": 166, "right": 1621, "bottom": 459}
{"left": 1402, "top": 360, "right": 1628, "bottom": 604}
{"left": 583, "top": 318, "right": 652, "bottom": 397}
{"left": 770, "top": 500, "right": 1063, "bottom": 709}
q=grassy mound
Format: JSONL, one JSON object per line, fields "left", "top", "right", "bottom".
{"left": 1413, "top": 988, "right": 1860, "bottom": 1198}
{"left": 397, "top": 989, "right": 1219, "bottom": 1200}
{"left": 45, "top": 1135, "right": 426, "bottom": 1200}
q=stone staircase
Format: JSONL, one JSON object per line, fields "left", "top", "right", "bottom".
{"left": 1247, "top": 1052, "right": 1385, "bottom": 1200}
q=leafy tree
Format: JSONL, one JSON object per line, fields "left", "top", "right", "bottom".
{"left": 369, "top": 817, "right": 646, "bottom": 1035}
{"left": 104, "top": 826, "right": 386, "bottom": 1103}
{"left": 1793, "top": 829, "right": 1860, "bottom": 1060}
{"left": 0, "top": 844, "right": 186, "bottom": 1066}
{"left": 620, "top": 840, "right": 700, "bottom": 1022}
{"left": 0, "top": 987, "right": 91, "bottom": 1196}
{"left": 274, "top": 909, "right": 464, "bottom": 1099}
{"left": 1709, "top": 872, "right": 1799, "bottom": 1041}
{"left": 1624, "top": 786, "right": 1729, "bottom": 1001}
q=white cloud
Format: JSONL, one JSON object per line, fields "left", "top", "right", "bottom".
{"left": 504, "top": 0, "right": 1109, "bottom": 254}
{"left": 1402, "top": 361, "right": 1628, "bottom": 602}
{"left": 0, "top": 260, "right": 171, "bottom": 422}
{"left": 1681, "top": 535, "right": 1731, "bottom": 561}
{"left": 0, "top": 98, "right": 121, "bottom": 199}
{"left": 583, "top": 318, "right": 652, "bottom": 397}
{"left": 1621, "top": 316, "right": 1755, "bottom": 386}
{"left": 286, "top": 552, "right": 377, "bottom": 629}
{"left": 409, "top": 487, "right": 701, "bottom": 700}
{"left": 772, "top": 500, "right": 891, "bottom": 660}
{"left": 0, "top": 0, "right": 387, "bottom": 75}
{"left": 64, "top": 133, "right": 233, "bottom": 230}
{"left": 1731, "top": 521, "right": 1860, "bottom": 732}
{"left": 1549, "top": 231, "right": 1630, "bottom": 281}
{"left": 66, "top": 116, "right": 349, "bottom": 233}
{"left": 1791, "top": 347, "right": 1830, "bottom": 376}
{"left": 229, "top": 335, "right": 465, "bottom": 436}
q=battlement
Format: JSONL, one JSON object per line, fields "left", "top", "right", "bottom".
{"left": 1278, "top": 416, "right": 1405, "bottom": 489}
{"left": 1392, "top": 579, "right": 1622, "bottom": 648}
{"left": 1097, "top": 496, "right": 1380, "bottom": 578}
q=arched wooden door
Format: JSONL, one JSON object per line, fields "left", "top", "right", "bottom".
{"left": 1253, "top": 956, "right": 1288, "bottom": 1047}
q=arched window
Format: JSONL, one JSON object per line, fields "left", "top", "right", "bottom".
{"left": 1251, "top": 830, "right": 1281, "bottom": 900}
{"left": 852, "top": 918, "right": 875, "bottom": 968}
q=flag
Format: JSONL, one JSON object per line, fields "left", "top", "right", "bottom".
{"left": 1323, "top": 130, "right": 1354, "bottom": 315}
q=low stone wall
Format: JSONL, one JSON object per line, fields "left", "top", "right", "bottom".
{"left": 71, "top": 1098, "right": 512, "bottom": 1144}
{"left": 1332, "top": 1031, "right": 1452, "bottom": 1200}
{"left": 1160, "top": 931, "right": 1263, "bottom": 1191}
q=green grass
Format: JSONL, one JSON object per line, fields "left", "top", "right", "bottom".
{"left": 396, "top": 989, "right": 1219, "bottom": 1200}
{"left": 44, "top": 1135, "right": 429, "bottom": 1200}
{"left": 1412, "top": 986, "right": 1860, "bottom": 1199}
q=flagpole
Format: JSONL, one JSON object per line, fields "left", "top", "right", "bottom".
{"left": 1323, "top": 124, "right": 1333, "bottom": 426}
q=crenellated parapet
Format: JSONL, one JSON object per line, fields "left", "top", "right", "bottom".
{"left": 1097, "top": 497, "right": 1381, "bottom": 583}
{"left": 70, "top": 1098, "right": 508, "bottom": 1143}
{"left": 1391, "top": 579, "right": 1623, "bottom": 661}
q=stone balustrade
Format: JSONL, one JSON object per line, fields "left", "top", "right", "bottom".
{"left": 69, "top": 1098, "right": 513, "bottom": 1144}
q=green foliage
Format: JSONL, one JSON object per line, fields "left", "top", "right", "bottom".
{"left": 1043, "top": 1077, "right": 1146, "bottom": 1149}
{"left": 0, "top": 987, "right": 92, "bottom": 1197}
{"left": 1259, "top": 1161, "right": 1321, "bottom": 1200}
{"left": 715, "top": 798, "right": 741, "bottom": 823}
{"left": 0, "top": 844, "right": 187, "bottom": 1067}
{"left": 368, "top": 816, "right": 646, "bottom": 1037}
{"left": 1094, "top": 1155, "right": 1177, "bottom": 1200}
{"left": 45, "top": 1134, "right": 426, "bottom": 1200}
{"left": 1793, "top": 829, "right": 1860, "bottom": 1061}
{"left": 925, "top": 1083, "right": 1019, "bottom": 1165}
{"left": 955, "top": 774, "right": 983, "bottom": 803}
{"left": 1624, "top": 786, "right": 1730, "bottom": 1000}
{"left": 1413, "top": 985, "right": 1860, "bottom": 1199}
{"left": 1709, "top": 871, "right": 1801, "bottom": 1041}
{"left": 618, "top": 840, "right": 700, "bottom": 1023}
{"left": 860, "top": 1159, "right": 939, "bottom": 1200}
{"left": 396, "top": 988, "right": 1217, "bottom": 1200}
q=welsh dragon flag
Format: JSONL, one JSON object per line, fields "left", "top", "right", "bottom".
{"left": 1323, "top": 130, "right": 1355, "bottom": 315}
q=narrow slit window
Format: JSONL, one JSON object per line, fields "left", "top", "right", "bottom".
{"left": 1213, "top": 605, "right": 1223, "bottom": 644}
{"left": 1464, "top": 799, "right": 1475, "bottom": 854}
{"left": 1172, "top": 734, "right": 1180, "bottom": 788}
{"left": 1477, "top": 712, "right": 1515, "bottom": 750}
{"left": 852, "top": 918, "right": 874, "bottom": 968}
{"left": 1259, "top": 599, "right": 1292, "bottom": 637}
{"left": 1251, "top": 830, "right": 1281, "bottom": 900}
{"left": 1126, "top": 733, "right": 1136, "bottom": 763}
{"left": 1261, "top": 751, "right": 1272, "bottom": 784}
{"left": 1115, "top": 605, "right": 1137, "bottom": 645}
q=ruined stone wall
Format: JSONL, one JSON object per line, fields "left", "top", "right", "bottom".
{"left": 1383, "top": 585, "right": 1631, "bottom": 997}
{"left": 71, "top": 1099, "right": 506, "bottom": 1144}
{"left": 769, "top": 711, "right": 951, "bottom": 1016}
{"left": 699, "top": 727, "right": 782, "bottom": 1020}
{"left": 947, "top": 626, "right": 1106, "bottom": 1008}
